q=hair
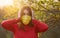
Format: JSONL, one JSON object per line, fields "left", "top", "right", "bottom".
{"left": 18, "top": 6, "right": 34, "bottom": 31}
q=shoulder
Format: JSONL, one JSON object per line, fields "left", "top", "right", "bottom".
{"left": 32, "top": 19, "right": 41, "bottom": 24}
{"left": 32, "top": 19, "right": 40, "bottom": 26}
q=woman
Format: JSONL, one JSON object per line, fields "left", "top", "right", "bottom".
{"left": 1, "top": 6, "right": 48, "bottom": 38}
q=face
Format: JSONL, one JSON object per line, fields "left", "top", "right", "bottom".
{"left": 21, "top": 9, "right": 32, "bottom": 25}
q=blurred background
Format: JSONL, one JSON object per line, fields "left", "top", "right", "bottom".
{"left": 0, "top": 0, "right": 60, "bottom": 38}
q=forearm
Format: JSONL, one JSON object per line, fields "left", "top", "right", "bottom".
{"left": 37, "top": 22, "right": 48, "bottom": 32}
{"left": 32, "top": 19, "right": 48, "bottom": 32}
{"left": 1, "top": 18, "right": 19, "bottom": 25}
{"left": 1, "top": 18, "right": 20, "bottom": 31}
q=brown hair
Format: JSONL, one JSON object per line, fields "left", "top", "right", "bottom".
{"left": 20, "top": 6, "right": 32, "bottom": 17}
{"left": 18, "top": 6, "right": 34, "bottom": 31}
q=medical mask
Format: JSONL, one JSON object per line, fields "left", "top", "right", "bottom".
{"left": 21, "top": 15, "right": 31, "bottom": 25}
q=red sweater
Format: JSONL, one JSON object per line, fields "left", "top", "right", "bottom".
{"left": 1, "top": 19, "right": 48, "bottom": 38}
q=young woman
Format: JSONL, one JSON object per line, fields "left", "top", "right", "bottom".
{"left": 1, "top": 6, "right": 48, "bottom": 38}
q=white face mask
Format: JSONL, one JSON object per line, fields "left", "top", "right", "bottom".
{"left": 21, "top": 15, "right": 32, "bottom": 25}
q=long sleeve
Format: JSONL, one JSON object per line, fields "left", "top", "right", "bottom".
{"left": 32, "top": 19, "right": 48, "bottom": 32}
{"left": 1, "top": 19, "right": 19, "bottom": 32}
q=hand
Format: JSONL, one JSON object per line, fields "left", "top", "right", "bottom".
{"left": 16, "top": 17, "right": 21, "bottom": 22}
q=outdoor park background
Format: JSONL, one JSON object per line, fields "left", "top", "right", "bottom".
{"left": 0, "top": 0, "right": 60, "bottom": 38}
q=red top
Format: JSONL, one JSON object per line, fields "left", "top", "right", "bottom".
{"left": 1, "top": 19, "right": 48, "bottom": 38}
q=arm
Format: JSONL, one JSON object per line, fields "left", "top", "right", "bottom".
{"left": 1, "top": 18, "right": 20, "bottom": 31}
{"left": 32, "top": 19, "right": 48, "bottom": 32}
